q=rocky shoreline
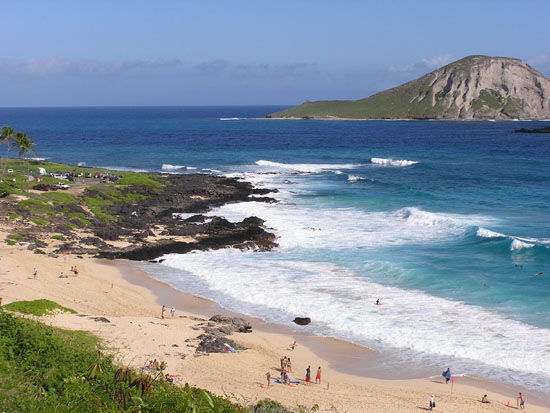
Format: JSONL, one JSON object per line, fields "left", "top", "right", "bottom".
{"left": 2, "top": 172, "right": 278, "bottom": 261}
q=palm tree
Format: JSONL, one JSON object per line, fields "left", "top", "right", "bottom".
{"left": 12, "top": 132, "right": 37, "bottom": 192}
{"left": 0, "top": 126, "right": 16, "bottom": 183}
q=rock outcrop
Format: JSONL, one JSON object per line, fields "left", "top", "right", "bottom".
{"left": 270, "top": 56, "right": 550, "bottom": 120}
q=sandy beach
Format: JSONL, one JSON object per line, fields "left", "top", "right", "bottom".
{"left": 1, "top": 230, "right": 547, "bottom": 413}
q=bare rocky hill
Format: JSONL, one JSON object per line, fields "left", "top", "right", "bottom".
{"left": 270, "top": 56, "right": 550, "bottom": 120}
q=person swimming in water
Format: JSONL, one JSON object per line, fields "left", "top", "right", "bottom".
{"left": 376, "top": 298, "right": 380, "bottom": 305}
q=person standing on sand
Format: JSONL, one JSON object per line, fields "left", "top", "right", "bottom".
{"left": 161, "top": 305, "right": 166, "bottom": 319}
{"left": 287, "top": 357, "right": 292, "bottom": 373}
{"left": 305, "top": 365, "right": 311, "bottom": 385}
{"left": 266, "top": 371, "right": 271, "bottom": 387}
{"left": 443, "top": 368, "right": 451, "bottom": 384}
{"left": 33, "top": 268, "right": 37, "bottom": 279}
{"left": 518, "top": 392, "right": 525, "bottom": 410}
{"left": 429, "top": 394, "right": 435, "bottom": 410}
{"left": 316, "top": 366, "right": 321, "bottom": 384}
{"left": 170, "top": 307, "right": 175, "bottom": 318}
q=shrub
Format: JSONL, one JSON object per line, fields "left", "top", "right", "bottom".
{"left": 4, "top": 299, "right": 76, "bottom": 316}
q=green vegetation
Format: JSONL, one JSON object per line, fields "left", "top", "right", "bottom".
{"left": 8, "top": 211, "right": 21, "bottom": 220}
{"left": 7, "top": 240, "right": 16, "bottom": 246}
{"left": 30, "top": 217, "right": 48, "bottom": 226}
{"left": 43, "top": 192, "right": 78, "bottom": 205}
{"left": 4, "top": 299, "right": 76, "bottom": 316}
{"left": 51, "top": 234, "right": 65, "bottom": 240}
{"left": 116, "top": 172, "right": 164, "bottom": 188}
{"left": 0, "top": 307, "right": 248, "bottom": 412}
{"left": 8, "top": 234, "right": 22, "bottom": 240}
{"left": 18, "top": 198, "right": 54, "bottom": 215}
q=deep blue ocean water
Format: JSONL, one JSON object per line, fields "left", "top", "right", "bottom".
{"left": 2, "top": 106, "right": 549, "bottom": 394}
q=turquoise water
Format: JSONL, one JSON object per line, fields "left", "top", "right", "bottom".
{"left": 2, "top": 106, "right": 549, "bottom": 394}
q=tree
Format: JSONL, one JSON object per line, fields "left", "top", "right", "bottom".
{"left": 0, "top": 126, "right": 16, "bottom": 183}
{"left": 12, "top": 132, "right": 37, "bottom": 192}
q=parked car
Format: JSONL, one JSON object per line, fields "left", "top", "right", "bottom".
{"left": 50, "top": 183, "right": 70, "bottom": 190}
{"left": 7, "top": 169, "right": 13, "bottom": 173}
{"left": 33, "top": 184, "right": 50, "bottom": 191}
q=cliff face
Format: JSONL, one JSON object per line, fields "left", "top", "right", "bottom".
{"left": 270, "top": 56, "right": 550, "bottom": 120}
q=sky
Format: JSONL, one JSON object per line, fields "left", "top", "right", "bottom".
{"left": 1, "top": 0, "right": 550, "bottom": 107}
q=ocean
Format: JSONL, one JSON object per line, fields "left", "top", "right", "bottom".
{"left": 2, "top": 106, "right": 549, "bottom": 396}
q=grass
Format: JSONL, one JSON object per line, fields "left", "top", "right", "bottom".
{"left": 30, "top": 217, "right": 48, "bottom": 226}
{"left": 4, "top": 299, "right": 76, "bottom": 316}
{"left": 8, "top": 212, "right": 21, "bottom": 220}
{"left": 7, "top": 240, "right": 16, "bottom": 246}
{"left": 18, "top": 199, "right": 54, "bottom": 215}
{"left": 42, "top": 192, "right": 78, "bottom": 205}
{"left": 0, "top": 307, "right": 247, "bottom": 412}
{"left": 51, "top": 234, "right": 65, "bottom": 240}
{"left": 8, "top": 234, "right": 22, "bottom": 240}
{"left": 116, "top": 172, "right": 163, "bottom": 188}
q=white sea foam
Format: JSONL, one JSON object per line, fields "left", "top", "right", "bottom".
{"left": 219, "top": 117, "right": 242, "bottom": 120}
{"left": 371, "top": 157, "right": 419, "bottom": 167}
{"left": 161, "top": 164, "right": 196, "bottom": 171}
{"left": 477, "top": 228, "right": 550, "bottom": 251}
{"left": 77, "top": 161, "right": 87, "bottom": 167}
{"left": 476, "top": 228, "right": 506, "bottom": 238}
{"left": 511, "top": 239, "right": 535, "bottom": 251}
{"left": 157, "top": 248, "right": 550, "bottom": 391}
{"left": 211, "top": 200, "right": 493, "bottom": 251}
{"left": 347, "top": 174, "right": 366, "bottom": 182}
{"left": 256, "top": 160, "right": 361, "bottom": 174}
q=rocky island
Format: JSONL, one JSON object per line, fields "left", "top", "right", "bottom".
{"left": 269, "top": 55, "right": 550, "bottom": 120}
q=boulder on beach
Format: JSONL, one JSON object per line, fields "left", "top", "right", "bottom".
{"left": 293, "top": 317, "right": 311, "bottom": 326}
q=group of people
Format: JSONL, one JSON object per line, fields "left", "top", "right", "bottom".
{"left": 265, "top": 346, "right": 322, "bottom": 388}
{"left": 59, "top": 266, "right": 79, "bottom": 279}
{"left": 161, "top": 305, "right": 176, "bottom": 319}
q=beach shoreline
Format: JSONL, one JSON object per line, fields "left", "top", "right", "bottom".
{"left": 1, "top": 234, "right": 547, "bottom": 411}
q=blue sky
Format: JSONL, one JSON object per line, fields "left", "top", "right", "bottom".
{"left": 2, "top": 1, "right": 549, "bottom": 106}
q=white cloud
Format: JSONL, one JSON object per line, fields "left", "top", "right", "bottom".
{"left": 194, "top": 60, "right": 317, "bottom": 79}
{"left": 528, "top": 54, "right": 550, "bottom": 77}
{"left": 0, "top": 58, "right": 182, "bottom": 76}
{"left": 389, "top": 54, "right": 453, "bottom": 73}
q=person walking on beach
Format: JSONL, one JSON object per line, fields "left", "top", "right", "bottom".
{"left": 443, "top": 368, "right": 451, "bottom": 384}
{"left": 316, "top": 366, "right": 322, "bottom": 384}
{"left": 266, "top": 371, "right": 271, "bottom": 388}
{"left": 305, "top": 365, "right": 311, "bottom": 385}
{"left": 518, "top": 392, "right": 525, "bottom": 410}
{"left": 170, "top": 307, "right": 175, "bottom": 318}
{"left": 429, "top": 394, "right": 436, "bottom": 410}
{"left": 32, "top": 268, "right": 37, "bottom": 279}
{"left": 161, "top": 305, "right": 166, "bottom": 319}
{"left": 287, "top": 357, "right": 292, "bottom": 373}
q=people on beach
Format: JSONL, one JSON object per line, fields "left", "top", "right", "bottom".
{"left": 376, "top": 298, "right": 380, "bottom": 305}
{"left": 32, "top": 267, "right": 37, "bottom": 279}
{"left": 287, "top": 357, "right": 292, "bottom": 373}
{"left": 59, "top": 271, "right": 68, "bottom": 278}
{"left": 266, "top": 371, "right": 271, "bottom": 387}
{"left": 518, "top": 392, "right": 525, "bottom": 410}
{"left": 290, "top": 340, "right": 297, "bottom": 350}
{"left": 161, "top": 305, "right": 166, "bottom": 319}
{"left": 429, "top": 394, "right": 436, "bottom": 410}
{"left": 316, "top": 366, "right": 321, "bottom": 384}
{"left": 170, "top": 307, "right": 176, "bottom": 318}
{"left": 481, "top": 394, "right": 490, "bottom": 403}
{"left": 305, "top": 365, "right": 311, "bottom": 385}
{"left": 443, "top": 368, "right": 451, "bottom": 384}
